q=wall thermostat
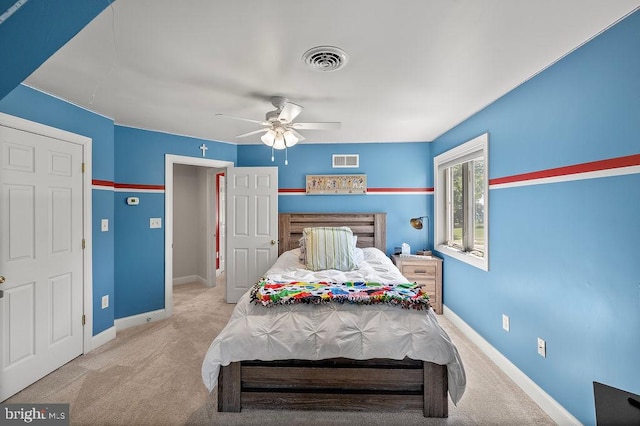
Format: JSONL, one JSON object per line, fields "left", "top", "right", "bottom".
{"left": 126, "top": 197, "right": 139, "bottom": 205}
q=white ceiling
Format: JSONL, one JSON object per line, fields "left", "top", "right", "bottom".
{"left": 25, "top": 0, "right": 639, "bottom": 145}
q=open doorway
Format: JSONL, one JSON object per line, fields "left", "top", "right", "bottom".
{"left": 172, "top": 165, "right": 225, "bottom": 287}
{"left": 164, "top": 154, "right": 233, "bottom": 317}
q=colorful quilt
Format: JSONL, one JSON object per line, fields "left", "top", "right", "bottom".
{"left": 250, "top": 279, "right": 431, "bottom": 310}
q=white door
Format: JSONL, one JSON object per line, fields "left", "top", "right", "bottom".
{"left": 0, "top": 125, "right": 84, "bottom": 401}
{"left": 226, "top": 167, "right": 278, "bottom": 303}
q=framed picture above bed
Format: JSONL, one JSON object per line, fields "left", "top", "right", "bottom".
{"left": 306, "top": 174, "right": 367, "bottom": 195}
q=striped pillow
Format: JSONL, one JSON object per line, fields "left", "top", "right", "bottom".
{"left": 303, "top": 227, "right": 357, "bottom": 271}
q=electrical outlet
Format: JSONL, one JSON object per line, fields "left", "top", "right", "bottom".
{"left": 502, "top": 314, "right": 510, "bottom": 332}
{"left": 101, "top": 218, "right": 109, "bottom": 232}
{"left": 101, "top": 295, "right": 109, "bottom": 309}
{"left": 150, "top": 218, "right": 162, "bottom": 229}
{"left": 537, "top": 337, "right": 546, "bottom": 358}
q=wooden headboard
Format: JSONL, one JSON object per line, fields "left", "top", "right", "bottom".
{"left": 278, "top": 213, "right": 386, "bottom": 255}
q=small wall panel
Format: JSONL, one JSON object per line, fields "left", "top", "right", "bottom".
{"left": 50, "top": 187, "right": 72, "bottom": 254}
{"left": 6, "top": 282, "right": 36, "bottom": 366}
{"left": 255, "top": 248, "right": 272, "bottom": 278}
{"left": 48, "top": 151, "right": 72, "bottom": 177}
{"left": 255, "top": 196, "right": 271, "bottom": 237}
{"left": 2, "top": 143, "right": 34, "bottom": 172}
{"left": 233, "top": 248, "right": 249, "bottom": 286}
{"left": 50, "top": 273, "right": 73, "bottom": 344}
{"left": 7, "top": 185, "right": 35, "bottom": 262}
{"left": 233, "top": 196, "right": 249, "bottom": 236}
{"left": 255, "top": 173, "right": 272, "bottom": 188}
{"left": 233, "top": 174, "right": 249, "bottom": 189}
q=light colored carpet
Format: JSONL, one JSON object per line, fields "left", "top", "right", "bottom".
{"left": 5, "top": 281, "right": 556, "bottom": 425}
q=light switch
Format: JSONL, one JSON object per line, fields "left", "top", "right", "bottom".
{"left": 150, "top": 218, "right": 162, "bottom": 229}
{"left": 101, "top": 219, "right": 109, "bottom": 232}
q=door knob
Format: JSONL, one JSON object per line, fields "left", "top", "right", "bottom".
{"left": 0, "top": 276, "right": 5, "bottom": 284}
{"left": 271, "top": 240, "right": 277, "bottom": 245}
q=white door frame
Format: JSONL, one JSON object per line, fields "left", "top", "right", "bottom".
{"left": 164, "top": 154, "right": 233, "bottom": 316}
{"left": 0, "top": 112, "right": 93, "bottom": 354}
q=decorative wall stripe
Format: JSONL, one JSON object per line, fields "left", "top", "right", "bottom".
{"left": 278, "top": 187, "right": 433, "bottom": 195}
{"left": 92, "top": 180, "right": 165, "bottom": 193}
{"left": 490, "top": 153, "right": 640, "bottom": 189}
{"left": 94, "top": 153, "right": 639, "bottom": 195}
{"left": 92, "top": 179, "right": 115, "bottom": 190}
{"left": 368, "top": 187, "right": 433, "bottom": 193}
{"left": 279, "top": 188, "right": 305, "bottom": 194}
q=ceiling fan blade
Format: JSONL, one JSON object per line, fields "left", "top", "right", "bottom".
{"left": 289, "top": 129, "right": 306, "bottom": 142}
{"left": 291, "top": 122, "right": 342, "bottom": 130}
{"left": 278, "top": 102, "right": 303, "bottom": 123}
{"left": 215, "top": 113, "right": 268, "bottom": 126}
{"left": 236, "top": 128, "right": 269, "bottom": 138}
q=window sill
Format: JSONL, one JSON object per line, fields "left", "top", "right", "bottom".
{"left": 436, "top": 244, "right": 488, "bottom": 271}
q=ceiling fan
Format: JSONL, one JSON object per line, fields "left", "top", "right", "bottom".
{"left": 216, "top": 96, "right": 341, "bottom": 150}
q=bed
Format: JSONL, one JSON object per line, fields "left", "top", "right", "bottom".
{"left": 202, "top": 213, "right": 465, "bottom": 417}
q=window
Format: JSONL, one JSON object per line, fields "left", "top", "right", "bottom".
{"left": 434, "top": 133, "right": 489, "bottom": 271}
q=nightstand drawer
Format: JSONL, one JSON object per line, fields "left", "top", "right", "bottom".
{"left": 401, "top": 264, "right": 436, "bottom": 277}
{"left": 404, "top": 274, "right": 435, "bottom": 284}
{"left": 392, "top": 254, "right": 443, "bottom": 315}
{"left": 419, "top": 283, "right": 436, "bottom": 296}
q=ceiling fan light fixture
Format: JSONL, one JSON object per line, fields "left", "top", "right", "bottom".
{"left": 283, "top": 130, "right": 299, "bottom": 147}
{"left": 273, "top": 133, "right": 286, "bottom": 150}
{"left": 261, "top": 129, "right": 276, "bottom": 146}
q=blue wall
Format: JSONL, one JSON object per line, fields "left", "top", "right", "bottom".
{"left": 113, "top": 126, "right": 236, "bottom": 319}
{"left": 2, "top": 4, "right": 639, "bottom": 423}
{"left": 432, "top": 10, "right": 640, "bottom": 425}
{"left": 0, "top": 84, "right": 116, "bottom": 336}
{"left": 238, "top": 142, "right": 434, "bottom": 253}
{"left": 0, "top": 0, "right": 109, "bottom": 100}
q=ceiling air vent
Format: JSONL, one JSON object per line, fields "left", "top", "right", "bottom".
{"left": 333, "top": 154, "right": 359, "bottom": 168}
{"left": 302, "top": 46, "right": 348, "bottom": 72}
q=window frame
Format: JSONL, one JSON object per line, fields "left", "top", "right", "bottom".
{"left": 434, "top": 133, "right": 489, "bottom": 271}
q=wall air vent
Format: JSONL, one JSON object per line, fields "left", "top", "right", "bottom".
{"left": 332, "top": 154, "right": 359, "bottom": 168}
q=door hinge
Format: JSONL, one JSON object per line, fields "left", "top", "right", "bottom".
{"left": 82, "top": 314, "right": 86, "bottom": 326}
{"left": 82, "top": 239, "right": 86, "bottom": 249}
{"left": 82, "top": 162, "right": 86, "bottom": 173}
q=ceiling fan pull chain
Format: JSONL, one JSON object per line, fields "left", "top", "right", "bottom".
{"left": 271, "top": 146, "right": 275, "bottom": 162}
{"left": 285, "top": 147, "right": 289, "bottom": 166}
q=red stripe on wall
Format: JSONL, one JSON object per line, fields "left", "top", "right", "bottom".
{"left": 92, "top": 180, "right": 165, "bottom": 191}
{"left": 114, "top": 182, "right": 165, "bottom": 191}
{"left": 278, "top": 187, "right": 433, "bottom": 194}
{"left": 92, "top": 179, "right": 114, "bottom": 187}
{"left": 367, "top": 187, "right": 433, "bottom": 193}
{"left": 489, "top": 153, "right": 640, "bottom": 186}
{"left": 279, "top": 188, "right": 306, "bottom": 193}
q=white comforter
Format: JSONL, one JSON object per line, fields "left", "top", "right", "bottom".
{"left": 201, "top": 248, "right": 466, "bottom": 404}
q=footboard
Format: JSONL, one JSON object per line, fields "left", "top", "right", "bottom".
{"left": 218, "top": 357, "right": 448, "bottom": 418}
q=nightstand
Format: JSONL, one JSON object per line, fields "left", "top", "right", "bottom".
{"left": 392, "top": 254, "right": 443, "bottom": 314}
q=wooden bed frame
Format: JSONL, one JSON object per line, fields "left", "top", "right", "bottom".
{"left": 218, "top": 213, "right": 448, "bottom": 417}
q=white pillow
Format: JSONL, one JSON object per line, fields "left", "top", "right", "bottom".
{"left": 303, "top": 226, "right": 357, "bottom": 271}
{"left": 354, "top": 247, "right": 364, "bottom": 266}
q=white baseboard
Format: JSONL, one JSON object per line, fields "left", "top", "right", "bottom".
{"left": 443, "top": 305, "right": 581, "bottom": 426}
{"left": 173, "top": 275, "right": 206, "bottom": 286}
{"left": 114, "top": 309, "right": 167, "bottom": 331}
{"left": 90, "top": 326, "right": 116, "bottom": 352}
